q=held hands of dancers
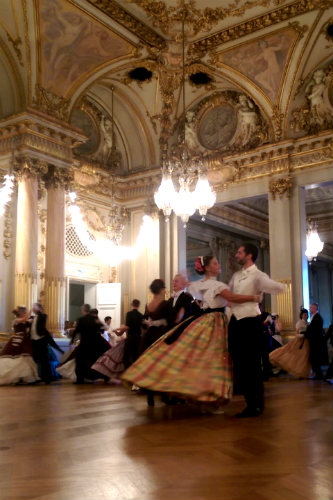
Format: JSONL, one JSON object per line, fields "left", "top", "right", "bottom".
{"left": 220, "top": 289, "right": 262, "bottom": 304}
{"left": 113, "top": 325, "right": 128, "bottom": 336}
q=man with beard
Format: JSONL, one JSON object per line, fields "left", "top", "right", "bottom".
{"left": 228, "top": 243, "right": 285, "bottom": 418}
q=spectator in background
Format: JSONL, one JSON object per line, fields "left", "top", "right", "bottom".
{"left": 305, "top": 302, "right": 325, "bottom": 380}
{"left": 123, "top": 299, "right": 144, "bottom": 369}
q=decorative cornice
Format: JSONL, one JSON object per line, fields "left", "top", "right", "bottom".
{"left": 0, "top": 110, "right": 86, "bottom": 170}
{"left": 269, "top": 176, "right": 293, "bottom": 199}
{"left": 126, "top": 0, "right": 294, "bottom": 40}
{"left": 71, "top": 132, "right": 332, "bottom": 203}
{"left": 87, "top": 0, "right": 166, "bottom": 49}
{"left": 189, "top": 1, "right": 328, "bottom": 55}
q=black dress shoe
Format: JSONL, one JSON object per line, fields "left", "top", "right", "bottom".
{"left": 147, "top": 393, "right": 155, "bottom": 407}
{"left": 236, "top": 407, "right": 263, "bottom": 418}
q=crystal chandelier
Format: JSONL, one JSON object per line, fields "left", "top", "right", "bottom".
{"left": 154, "top": 11, "right": 215, "bottom": 227}
{"left": 107, "top": 202, "right": 127, "bottom": 246}
{"left": 305, "top": 221, "right": 324, "bottom": 262}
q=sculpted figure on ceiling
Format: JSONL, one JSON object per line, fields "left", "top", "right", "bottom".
{"left": 291, "top": 62, "right": 333, "bottom": 134}
{"left": 70, "top": 97, "right": 122, "bottom": 172}
{"left": 172, "top": 91, "right": 267, "bottom": 156}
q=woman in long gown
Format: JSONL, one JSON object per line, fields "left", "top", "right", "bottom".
{"left": 91, "top": 328, "right": 127, "bottom": 383}
{"left": 140, "top": 279, "right": 171, "bottom": 353}
{"left": 122, "top": 257, "right": 261, "bottom": 406}
{"left": 0, "top": 307, "right": 39, "bottom": 385}
{"left": 269, "top": 308, "right": 311, "bottom": 378}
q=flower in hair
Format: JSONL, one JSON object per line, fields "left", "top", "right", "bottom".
{"left": 195, "top": 256, "right": 204, "bottom": 273}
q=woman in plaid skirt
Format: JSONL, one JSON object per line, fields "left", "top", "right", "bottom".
{"left": 122, "top": 256, "right": 260, "bottom": 405}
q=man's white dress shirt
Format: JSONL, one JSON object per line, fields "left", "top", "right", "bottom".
{"left": 229, "top": 264, "right": 285, "bottom": 320}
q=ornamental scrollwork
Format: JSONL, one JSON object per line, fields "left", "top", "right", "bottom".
{"left": 13, "top": 157, "right": 48, "bottom": 180}
{"left": 87, "top": 0, "right": 166, "bottom": 49}
{"left": 33, "top": 84, "right": 70, "bottom": 122}
{"left": 44, "top": 166, "right": 74, "bottom": 191}
{"left": 3, "top": 203, "right": 13, "bottom": 260}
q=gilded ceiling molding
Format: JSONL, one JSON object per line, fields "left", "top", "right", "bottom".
{"left": 86, "top": 0, "right": 166, "bottom": 49}
{"left": 222, "top": 133, "right": 332, "bottom": 188}
{"left": 126, "top": 0, "right": 291, "bottom": 39}
{"left": 272, "top": 105, "right": 284, "bottom": 141}
{"left": 269, "top": 176, "right": 293, "bottom": 199}
{"left": 189, "top": 0, "right": 330, "bottom": 55}
{"left": 6, "top": 32, "right": 23, "bottom": 66}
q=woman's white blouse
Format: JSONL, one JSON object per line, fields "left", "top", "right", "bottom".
{"left": 188, "top": 278, "right": 229, "bottom": 309}
{"left": 295, "top": 319, "right": 308, "bottom": 333}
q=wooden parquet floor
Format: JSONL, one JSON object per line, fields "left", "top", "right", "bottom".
{"left": 0, "top": 377, "right": 332, "bottom": 500}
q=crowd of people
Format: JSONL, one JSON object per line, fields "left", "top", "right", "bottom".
{"left": 0, "top": 243, "right": 332, "bottom": 418}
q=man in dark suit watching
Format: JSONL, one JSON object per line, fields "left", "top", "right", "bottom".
{"left": 29, "top": 302, "right": 53, "bottom": 383}
{"left": 306, "top": 302, "right": 324, "bottom": 380}
{"left": 169, "top": 274, "right": 193, "bottom": 326}
{"left": 123, "top": 299, "right": 144, "bottom": 369}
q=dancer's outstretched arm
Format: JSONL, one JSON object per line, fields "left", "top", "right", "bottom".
{"left": 220, "top": 290, "right": 261, "bottom": 304}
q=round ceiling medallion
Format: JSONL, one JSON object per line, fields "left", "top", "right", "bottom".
{"left": 198, "top": 104, "right": 237, "bottom": 150}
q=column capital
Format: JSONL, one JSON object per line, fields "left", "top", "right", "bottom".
{"left": 13, "top": 156, "right": 48, "bottom": 180}
{"left": 269, "top": 176, "right": 293, "bottom": 200}
{"left": 45, "top": 166, "right": 74, "bottom": 191}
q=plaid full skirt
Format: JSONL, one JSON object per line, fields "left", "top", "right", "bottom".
{"left": 122, "top": 312, "right": 232, "bottom": 402}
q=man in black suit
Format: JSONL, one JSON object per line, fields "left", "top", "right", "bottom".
{"left": 29, "top": 302, "right": 53, "bottom": 383}
{"left": 306, "top": 302, "right": 324, "bottom": 380}
{"left": 123, "top": 299, "right": 144, "bottom": 369}
{"left": 169, "top": 274, "right": 193, "bottom": 326}
{"left": 73, "top": 304, "right": 110, "bottom": 384}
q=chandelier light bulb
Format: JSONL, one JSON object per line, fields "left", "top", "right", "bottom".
{"left": 194, "top": 173, "right": 216, "bottom": 221}
{"left": 68, "top": 191, "right": 77, "bottom": 203}
{"left": 305, "top": 223, "right": 324, "bottom": 261}
{"left": 173, "top": 177, "right": 197, "bottom": 227}
{"left": 154, "top": 172, "right": 177, "bottom": 221}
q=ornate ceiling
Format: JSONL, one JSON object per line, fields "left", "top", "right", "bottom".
{"left": 0, "top": 0, "right": 332, "bottom": 172}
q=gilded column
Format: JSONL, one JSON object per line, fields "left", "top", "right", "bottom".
{"left": 14, "top": 159, "right": 48, "bottom": 309}
{"left": 268, "top": 176, "right": 294, "bottom": 330}
{"left": 44, "top": 168, "right": 72, "bottom": 335}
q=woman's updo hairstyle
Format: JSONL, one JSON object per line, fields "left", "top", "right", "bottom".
{"left": 194, "top": 255, "right": 214, "bottom": 276}
{"left": 299, "top": 307, "right": 308, "bottom": 319}
{"left": 149, "top": 278, "right": 166, "bottom": 295}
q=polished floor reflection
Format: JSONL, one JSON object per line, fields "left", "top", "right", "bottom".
{"left": 0, "top": 377, "right": 332, "bottom": 500}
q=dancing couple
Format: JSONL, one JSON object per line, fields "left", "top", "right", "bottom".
{"left": 0, "top": 303, "right": 63, "bottom": 385}
{"left": 123, "top": 243, "right": 285, "bottom": 417}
